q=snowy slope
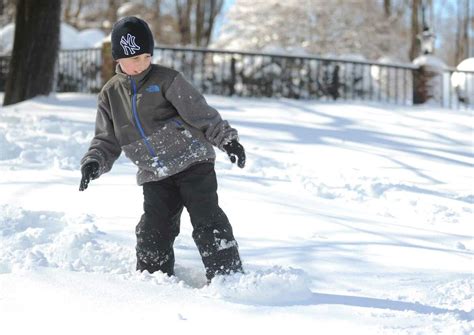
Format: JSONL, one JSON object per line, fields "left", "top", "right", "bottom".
{"left": 0, "top": 93, "right": 472, "bottom": 334}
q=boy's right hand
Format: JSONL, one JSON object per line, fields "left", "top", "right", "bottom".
{"left": 79, "top": 162, "right": 100, "bottom": 191}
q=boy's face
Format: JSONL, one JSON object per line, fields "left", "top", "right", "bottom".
{"left": 117, "top": 53, "right": 152, "bottom": 76}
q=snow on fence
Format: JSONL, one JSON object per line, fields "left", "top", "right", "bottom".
{"left": 153, "top": 46, "right": 415, "bottom": 106}
{"left": 0, "top": 46, "right": 472, "bottom": 110}
{"left": 444, "top": 67, "right": 474, "bottom": 109}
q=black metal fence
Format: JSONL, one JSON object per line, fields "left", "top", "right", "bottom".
{"left": 0, "top": 49, "right": 103, "bottom": 94}
{"left": 0, "top": 46, "right": 473, "bottom": 109}
{"left": 0, "top": 55, "right": 10, "bottom": 92}
{"left": 56, "top": 48, "right": 102, "bottom": 93}
{"left": 153, "top": 46, "right": 416, "bottom": 106}
{"left": 441, "top": 68, "right": 473, "bottom": 109}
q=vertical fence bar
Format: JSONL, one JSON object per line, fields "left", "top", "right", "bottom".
{"left": 467, "top": 72, "right": 472, "bottom": 109}
{"left": 190, "top": 50, "right": 196, "bottom": 84}
{"left": 386, "top": 67, "right": 390, "bottom": 104}
{"left": 449, "top": 70, "right": 453, "bottom": 109}
{"left": 200, "top": 51, "right": 206, "bottom": 93}
{"left": 369, "top": 63, "right": 373, "bottom": 101}
{"left": 364, "top": 64, "right": 368, "bottom": 101}
{"left": 230, "top": 55, "right": 236, "bottom": 96}
{"left": 342, "top": 61, "right": 347, "bottom": 101}
{"left": 220, "top": 53, "right": 226, "bottom": 95}
{"left": 405, "top": 69, "right": 410, "bottom": 105}
{"left": 377, "top": 66, "right": 387, "bottom": 102}
{"left": 404, "top": 69, "right": 408, "bottom": 105}
{"left": 306, "top": 58, "right": 311, "bottom": 99}
{"left": 351, "top": 62, "right": 355, "bottom": 100}
{"left": 395, "top": 68, "right": 399, "bottom": 105}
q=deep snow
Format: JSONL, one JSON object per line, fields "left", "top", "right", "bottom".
{"left": 0, "top": 93, "right": 472, "bottom": 334}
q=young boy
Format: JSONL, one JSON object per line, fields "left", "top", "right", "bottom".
{"left": 79, "top": 16, "right": 245, "bottom": 282}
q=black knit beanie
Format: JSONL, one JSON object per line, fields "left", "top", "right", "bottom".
{"left": 111, "top": 16, "right": 154, "bottom": 60}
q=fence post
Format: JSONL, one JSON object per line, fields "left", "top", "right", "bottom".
{"left": 101, "top": 40, "right": 115, "bottom": 87}
{"left": 230, "top": 56, "right": 236, "bottom": 96}
{"left": 412, "top": 55, "right": 445, "bottom": 105}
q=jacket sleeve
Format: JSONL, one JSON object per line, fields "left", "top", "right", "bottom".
{"left": 164, "top": 72, "right": 238, "bottom": 150}
{"left": 80, "top": 93, "right": 122, "bottom": 176}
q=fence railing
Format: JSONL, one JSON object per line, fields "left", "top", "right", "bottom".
{"left": 0, "top": 46, "right": 473, "bottom": 109}
{"left": 442, "top": 68, "right": 473, "bottom": 110}
{"left": 0, "top": 55, "right": 10, "bottom": 92}
{"left": 56, "top": 48, "right": 102, "bottom": 93}
{"left": 153, "top": 46, "right": 417, "bottom": 106}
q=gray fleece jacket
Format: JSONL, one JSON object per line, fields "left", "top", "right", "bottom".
{"left": 81, "top": 64, "right": 238, "bottom": 185}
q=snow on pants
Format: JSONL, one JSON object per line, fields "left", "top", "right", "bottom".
{"left": 135, "top": 162, "right": 243, "bottom": 280}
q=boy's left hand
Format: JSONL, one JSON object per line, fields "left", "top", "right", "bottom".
{"left": 223, "top": 139, "right": 246, "bottom": 168}
{"left": 79, "top": 161, "right": 100, "bottom": 191}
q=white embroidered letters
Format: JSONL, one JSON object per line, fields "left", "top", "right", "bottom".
{"left": 120, "top": 34, "right": 141, "bottom": 56}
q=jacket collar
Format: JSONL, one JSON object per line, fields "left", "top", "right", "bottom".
{"left": 115, "top": 64, "right": 153, "bottom": 88}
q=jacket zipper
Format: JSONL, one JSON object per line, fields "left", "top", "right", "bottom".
{"left": 130, "top": 77, "right": 163, "bottom": 168}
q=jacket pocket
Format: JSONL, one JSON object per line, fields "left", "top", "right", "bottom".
{"left": 122, "top": 118, "right": 215, "bottom": 178}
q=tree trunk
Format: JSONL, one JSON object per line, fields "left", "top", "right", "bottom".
{"left": 176, "top": 0, "right": 222, "bottom": 47}
{"left": 3, "top": 0, "right": 61, "bottom": 106}
{"left": 203, "top": 0, "right": 223, "bottom": 47}
{"left": 384, "top": 0, "right": 391, "bottom": 17}
{"left": 153, "top": 0, "right": 162, "bottom": 42}
{"left": 455, "top": 0, "right": 469, "bottom": 64}
{"left": 176, "top": 0, "right": 193, "bottom": 45}
{"left": 107, "top": 0, "right": 120, "bottom": 26}
{"left": 467, "top": 0, "right": 471, "bottom": 60}
{"left": 63, "top": 0, "right": 72, "bottom": 22}
{"left": 195, "top": 0, "right": 204, "bottom": 46}
{"left": 462, "top": 0, "right": 469, "bottom": 60}
{"left": 409, "top": 0, "right": 421, "bottom": 60}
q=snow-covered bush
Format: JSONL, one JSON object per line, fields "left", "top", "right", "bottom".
{"left": 451, "top": 58, "right": 474, "bottom": 105}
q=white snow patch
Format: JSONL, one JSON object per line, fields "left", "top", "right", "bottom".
{"left": 205, "top": 266, "right": 312, "bottom": 305}
{"left": 413, "top": 55, "right": 447, "bottom": 70}
{"left": 0, "top": 22, "right": 105, "bottom": 53}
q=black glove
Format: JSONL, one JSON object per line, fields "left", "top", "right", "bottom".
{"left": 79, "top": 161, "right": 100, "bottom": 191}
{"left": 223, "top": 139, "right": 246, "bottom": 168}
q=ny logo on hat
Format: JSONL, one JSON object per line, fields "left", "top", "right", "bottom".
{"left": 120, "top": 34, "right": 141, "bottom": 56}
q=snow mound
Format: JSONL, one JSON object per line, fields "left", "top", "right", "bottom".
{"left": 0, "top": 23, "right": 14, "bottom": 55}
{"left": 451, "top": 57, "right": 474, "bottom": 104}
{"left": 413, "top": 55, "right": 447, "bottom": 70}
{"left": 456, "top": 58, "right": 474, "bottom": 72}
{"left": 431, "top": 279, "right": 474, "bottom": 313}
{"left": 77, "top": 28, "right": 106, "bottom": 48}
{"left": 0, "top": 205, "right": 134, "bottom": 274}
{"left": 204, "top": 266, "right": 313, "bottom": 305}
{"left": 0, "top": 22, "right": 104, "bottom": 53}
{"left": 0, "top": 107, "right": 92, "bottom": 170}
{"left": 0, "top": 133, "right": 22, "bottom": 160}
{"left": 0, "top": 204, "right": 314, "bottom": 307}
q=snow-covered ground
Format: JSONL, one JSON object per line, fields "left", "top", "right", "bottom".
{"left": 0, "top": 93, "right": 472, "bottom": 334}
